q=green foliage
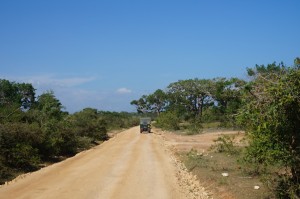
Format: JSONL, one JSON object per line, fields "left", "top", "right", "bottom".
{"left": 147, "top": 89, "right": 168, "bottom": 115}
{"left": 238, "top": 62, "right": 300, "bottom": 198}
{"left": 211, "top": 77, "right": 245, "bottom": 127}
{"left": 167, "top": 79, "right": 214, "bottom": 119}
{"left": 186, "top": 116, "right": 203, "bottom": 135}
{"left": 131, "top": 89, "right": 168, "bottom": 115}
{"left": 0, "top": 162, "right": 13, "bottom": 184}
{"left": 37, "top": 120, "right": 80, "bottom": 157}
{"left": 155, "top": 111, "right": 180, "bottom": 130}
{"left": 294, "top": 57, "right": 300, "bottom": 67}
{"left": 76, "top": 136, "right": 93, "bottom": 150}
{"left": 0, "top": 80, "right": 36, "bottom": 122}
{"left": 69, "top": 108, "right": 108, "bottom": 141}
{"left": 56, "top": 121, "right": 79, "bottom": 155}
{"left": 36, "top": 90, "right": 66, "bottom": 123}
{"left": 9, "top": 143, "right": 40, "bottom": 170}
{"left": 274, "top": 175, "right": 300, "bottom": 199}
{"left": 0, "top": 123, "right": 42, "bottom": 170}
{"left": 246, "top": 62, "right": 284, "bottom": 77}
{"left": 0, "top": 79, "right": 35, "bottom": 108}
{"left": 130, "top": 95, "right": 149, "bottom": 114}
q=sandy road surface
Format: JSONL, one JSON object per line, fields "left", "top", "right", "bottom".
{"left": 0, "top": 127, "right": 208, "bottom": 199}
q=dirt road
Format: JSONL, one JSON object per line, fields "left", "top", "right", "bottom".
{"left": 0, "top": 127, "right": 208, "bottom": 199}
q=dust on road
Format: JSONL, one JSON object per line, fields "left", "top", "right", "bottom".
{"left": 0, "top": 127, "right": 208, "bottom": 199}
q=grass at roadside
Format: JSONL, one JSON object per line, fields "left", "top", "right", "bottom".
{"left": 175, "top": 122, "right": 242, "bottom": 136}
{"left": 177, "top": 134, "right": 275, "bottom": 199}
{"left": 179, "top": 150, "right": 274, "bottom": 199}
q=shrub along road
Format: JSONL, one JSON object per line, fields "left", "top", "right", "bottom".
{"left": 0, "top": 127, "right": 208, "bottom": 199}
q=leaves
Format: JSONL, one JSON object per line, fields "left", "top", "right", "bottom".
{"left": 238, "top": 63, "right": 300, "bottom": 197}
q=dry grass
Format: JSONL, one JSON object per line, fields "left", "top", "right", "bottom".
{"left": 179, "top": 148, "right": 274, "bottom": 199}
{"left": 159, "top": 127, "right": 275, "bottom": 199}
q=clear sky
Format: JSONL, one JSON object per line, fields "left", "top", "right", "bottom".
{"left": 1, "top": 0, "right": 299, "bottom": 113}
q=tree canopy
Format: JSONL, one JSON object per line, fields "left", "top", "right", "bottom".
{"left": 238, "top": 62, "right": 300, "bottom": 197}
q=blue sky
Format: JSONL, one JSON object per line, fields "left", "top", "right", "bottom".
{"left": 1, "top": 0, "right": 299, "bottom": 112}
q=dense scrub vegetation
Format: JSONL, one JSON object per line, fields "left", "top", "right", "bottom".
{"left": 237, "top": 61, "right": 300, "bottom": 198}
{"left": 132, "top": 58, "right": 300, "bottom": 198}
{"left": 0, "top": 81, "right": 139, "bottom": 184}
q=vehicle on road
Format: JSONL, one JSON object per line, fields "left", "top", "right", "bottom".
{"left": 140, "top": 117, "right": 151, "bottom": 133}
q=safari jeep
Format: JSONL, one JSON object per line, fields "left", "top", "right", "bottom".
{"left": 140, "top": 117, "right": 151, "bottom": 133}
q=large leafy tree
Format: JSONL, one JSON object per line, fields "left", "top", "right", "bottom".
{"left": 131, "top": 90, "right": 168, "bottom": 116}
{"left": 167, "top": 79, "right": 213, "bottom": 119}
{"left": 0, "top": 80, "right": 35, "bottom": 121}
{"left": 0, "top": 80, "right": 35, "bottom": 107}
{"left": 238, "top": 62, "right": 300, "bottom": 197}
{"left": 32, "top": 91, "right": 67, "bottom": 157}
{"left": 0, "top": 80, "right": 41, "bottom": 169}
{"left": 146, "top": 89, "right": 168, "bottom": 115}
{"left": 130, "top": 95, "right": 149, "bottom": 114}
{"left": 212, "top": 77, "right": 245, "bottom": 115}
{"left": 36, "top": 90, "right": 65, "bottom": 124}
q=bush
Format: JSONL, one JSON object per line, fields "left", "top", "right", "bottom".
{"left": 274, "top": 175, "right": 300, "bottom": 198}
{"left": 155, "top": 111, "right": 180, "bottom": 130}
{"left": 238, "top": 63, "right": 300, "bottom": 197}
{"left": 260, "top": 173, "right": 300, "bottom": 198}
{"left": 186, "top": 117, "right": 203, "bottom": 135}
{"left": 8, "top": 143, "right": 40, "bottom": 170}
{"left": 58, "top": 123, "right": 79, "bottom": 155}
{"left": 0, "top": 158, "right": 14, "bottom": 184}
{"left": 68, "top": 109, "right": 108, "bottom": 142}
{"left": 77, "top": 136, "right": 93, "bottom": 150}
{"left": 0, "top": 123, "right": 42, "bottom": 170}
{"left": 211, "top": 135, "right": 239, "bottom": 155}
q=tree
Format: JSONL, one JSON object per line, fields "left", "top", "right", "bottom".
{"left": 0, "top": 80, "right": 35, "bottom": 107}
{"left": 31, "top": 91, "right": 67, "bottom": 157}
{"left": 294, "top": 57, "right": 300, "bottom": 67}
{"left": 246, "top": 62, "right": 284, "bottom": 77}
{"left": 238, "top": 62, "right": 300, "bottom": 197}
{"left": 147, "top": 89, "right": 168, "bottom": 115}
{"left": 18, "top": 83, "right": 35, "bottom": 111}
{"left": 0, "top": 80, "right": 36, "bottom": 121}
{"left": 69, "top": 108, "right": 108, "bottom": 141}
{"left": 212, "top": 77, "right": 245, "bottom": 118}
{"left": 130, "top": 95, "right": 150, "bottom": 113}
{"left": 167, "top": 79, "right": 213, "bottom": 119}
{"left": 0, "top": 80, "right": 18, "bottom": 106}
{"left": 36, "top": 90, "right": 65, "bottom": 125}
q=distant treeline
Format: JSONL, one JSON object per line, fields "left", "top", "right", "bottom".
{"left": 0, "top": 81, "right": 139, "bottom": 184}
{"left": 131, "top": 76, "right": 245, "bottom": 130}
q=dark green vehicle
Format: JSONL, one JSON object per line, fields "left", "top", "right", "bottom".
{"left": 140, "top": 117, "right": 151, "bottom": 133}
